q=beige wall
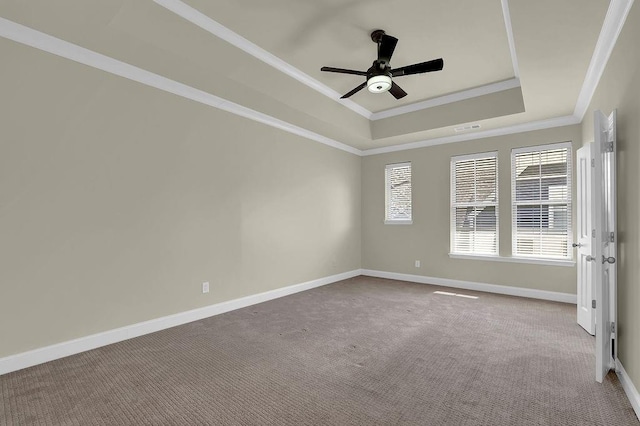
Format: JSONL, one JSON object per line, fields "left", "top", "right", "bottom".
{"left": 362, "top": 125, "right": 581, "bottom": 294}
{"left": 0, "top": 40, "right": 361, "bottom": 358}
{"left": 370, "top": 87, "right": 525, "bottom": 140}
{"left": 580, "top": 2, "right": 640, "bottom": 394}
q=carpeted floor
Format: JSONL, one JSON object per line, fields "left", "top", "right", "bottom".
{"left": 1, "top": 276, "right": 638, "bottom": 425}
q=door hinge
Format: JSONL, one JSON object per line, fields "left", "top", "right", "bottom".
{"left": 611, "top": 322, "right": 616, "bottom": 333}
{"left": 592, "top": 229, "right": 596, "bottom": 238}
{"left": 604, "top": 141, "right": 614, "bottom": 152}
{"left": 610, "top": 232, "right": 615, "bottom": 243}
{"left": 592, "top": 300, "right": 596, "bottom": 309}
{"left": 591, "top": 158, "right": 595, "bottom": 167}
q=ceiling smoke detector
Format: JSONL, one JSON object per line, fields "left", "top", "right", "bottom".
{"left": 454, "top": 124, "right": 481, "bottom": 133}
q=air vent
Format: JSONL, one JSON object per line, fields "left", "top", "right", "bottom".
{"left": 454, "top": 124, "right": 481, "bottom": 133}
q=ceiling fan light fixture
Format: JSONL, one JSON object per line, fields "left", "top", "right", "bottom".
{"left": 367, "top": 75, "right": 392, "bottom": 93}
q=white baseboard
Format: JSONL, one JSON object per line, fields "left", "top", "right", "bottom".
{"left": 361, "top": 269, "right": 577, "bottom": 304}
{"left": 0, "top": 269, "right": 362, "bottom": 376}
{"left": 616, "top": 359, "right": 640, "bottom": 421}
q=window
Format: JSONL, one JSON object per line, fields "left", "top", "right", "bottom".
{"left": 385, "top": 162, "right": 412, "bottom": 224}
{"left": 450, "top": 153, "right": 499, "bottom": 255}
{"left": 512, "top": 143, "right": 572, "bottom": 259}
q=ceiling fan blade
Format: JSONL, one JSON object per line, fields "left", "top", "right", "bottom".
{"left": 378, "top": 34, "right": 398, "bottom": 61}
{"left": 391, "top": 58, "right": 444, "bottom": 77}
{"left": 341, "top": 82, "right": 367, "bottom": 99}
{"left": 321, "top": 66, "right": 367, "bottom": 76}
{"left": 389, "top": 82, "right": 408, "bottom": 99}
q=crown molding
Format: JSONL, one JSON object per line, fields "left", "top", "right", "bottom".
{"left": 364, "top": 0, "right": 633, "bottom": 156}
{"left": 361, "top": 115, "right": 580, "bottom": 156}
{"left": 574, "top": 0, "right": 634, "bottom": 120}
{"left": 501, "top": 0, "right": 520, "bottom": 78}
{"left": 0, "top": 17, "right": 362, "bottom": 156}
{"left": 153, "top": 0, "right": 372, "bottom": 119}
{"left": 0, "top": 0, "right": 629, "bottom": 158}
{"left": 154, "top": 0, "right": 523, "bottom": 122}
{"left": 370, "top": 78, "right": 520, "bottom": 120}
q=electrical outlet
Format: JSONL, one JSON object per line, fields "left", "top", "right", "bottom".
{"left": 202, "top": 282, "right": 210, "bottom": 294}
{"left": 415, "top": 260, "right": 421, "bottom": 268}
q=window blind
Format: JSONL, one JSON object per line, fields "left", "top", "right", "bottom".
{"left": 450, "top": 153, "right": 498, "bottom": 255}
{"left": 512, "top": 143, "right": 572, "bottom": 259}
{"left": 385, "top": 162, "right": 412, "bottom": 223}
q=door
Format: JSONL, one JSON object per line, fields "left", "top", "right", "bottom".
{"left": 593, "top": 110, "right": 617, "bottom": 383}
{"left": 576, "top": 144, "right": 594, "bottom": 335}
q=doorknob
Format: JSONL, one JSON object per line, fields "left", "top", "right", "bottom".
{"left": 603, "top": 256, "right": 616, "bottom": 264}
{"left": 572, "top": 243, "right": 583, "bottom": 248}
{"left": 586, "top": 255, "right": 595, "bottom": 262}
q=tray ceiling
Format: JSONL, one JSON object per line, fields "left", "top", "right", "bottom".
{"left": 0, "top": 0, "right": 617, "bottom": 152}
{"left": 185, "top": 0, "right": 516, "bottom": 112}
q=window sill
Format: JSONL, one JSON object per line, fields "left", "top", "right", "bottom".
{"left": 384, "top": 219, "right": 413, "bottom": 225}
{"left": 448, "top": 253, "right": 575, "bottom": 267}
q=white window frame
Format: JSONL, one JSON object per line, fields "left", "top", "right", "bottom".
{"left": 385, "top": 162, "right": 412, "bottom": 225}
{"left": 511, "top": 142, "right": 573, "bottom": 260}
{"left": 450, "top": 152, "right": 499, "bottom": 256}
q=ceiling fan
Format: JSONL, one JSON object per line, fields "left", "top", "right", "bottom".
{"left": 321, "top": 30, "right": 444, "bottom": 100}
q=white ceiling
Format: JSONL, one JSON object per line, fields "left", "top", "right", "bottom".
{"left": 0, "top": 0, "right": 621, "bottom": 153}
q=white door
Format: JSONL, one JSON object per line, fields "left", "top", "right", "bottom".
{"left": 576, "top": 144, "right": 594, "bottom": 335}
{"left": 593, "top": 110, "right": 617, "bottom": 383}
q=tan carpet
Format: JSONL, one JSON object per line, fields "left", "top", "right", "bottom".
{"left": 1, "top": 276, "right": 638, "bottom": 425}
